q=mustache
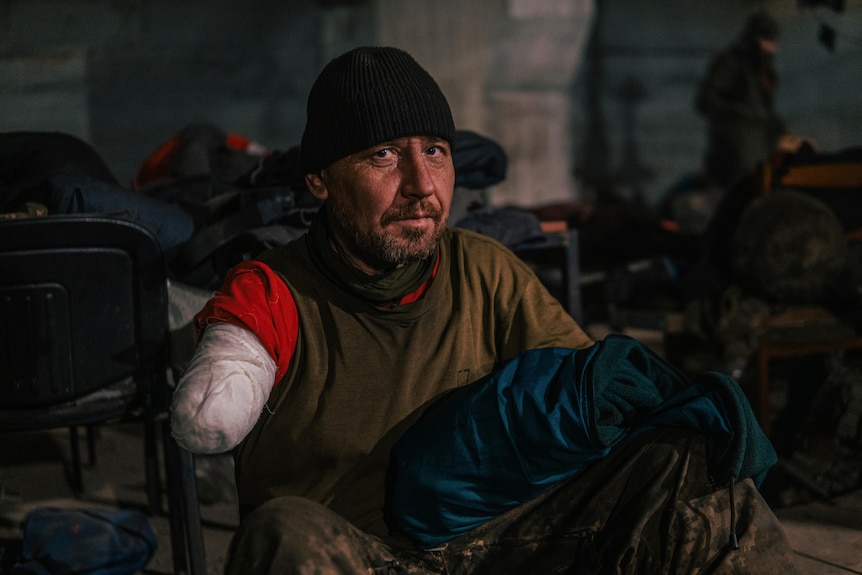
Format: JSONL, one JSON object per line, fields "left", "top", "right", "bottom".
{"left": 381, "top": 201, "right": 443, "bottom": 225}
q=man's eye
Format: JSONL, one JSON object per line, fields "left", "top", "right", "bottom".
{"left": 427, "top": 144, "right": 451, "bottom": 157}
{"left": 373, "top": 148, "right": 393, "bottom": 159}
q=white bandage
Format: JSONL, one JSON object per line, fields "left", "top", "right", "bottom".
{"left": 170, "top": 322, "right": 276, "bottom": 454}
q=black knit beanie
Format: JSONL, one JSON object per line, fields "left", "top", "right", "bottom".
{"left": 300, "top": 46, "right": 456, "bottom": 175}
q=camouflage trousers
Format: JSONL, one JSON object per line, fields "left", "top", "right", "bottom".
{"left": 224, "top": 428, "right": 800, "bottom": 574}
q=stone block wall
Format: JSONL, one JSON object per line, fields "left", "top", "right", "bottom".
{"left": 1, "top": 0, "right": 860, "bottom": 208}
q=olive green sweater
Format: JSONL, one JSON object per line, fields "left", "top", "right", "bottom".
{"left": 234, "top": 227, "right": 593, "bottom": 532}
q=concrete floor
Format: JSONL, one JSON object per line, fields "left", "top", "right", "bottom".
{"left": 778, "top": 490, "right": 862, "bottom": 575}
{"left": 1, "top": 422, "right": 861, "bottom": 574}
{"left": 0, "top": 424, "right": 237, "bottom": 575}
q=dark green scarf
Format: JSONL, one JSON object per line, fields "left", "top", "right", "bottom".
{"left": 308, "top": 209, "right": 437, "bottom": 304}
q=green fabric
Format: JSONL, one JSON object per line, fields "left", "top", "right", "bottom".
{"left": 234, "top": 227, "right": 593, "bottom": 531}
{"left": 307, "top": 209, "right": 436, "bottom": 303}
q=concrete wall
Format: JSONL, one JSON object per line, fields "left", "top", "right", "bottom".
{"left": 0, "top": 1, "right": 338, "bottom": 184}
{"left": 1, "top": 0, "right": 860, "bottom": 209}
{"left": 580, "top": 0, "right": 862, "bottom": 206}
{"left": 373, "top": 0, "right": 593, "bottom": 207}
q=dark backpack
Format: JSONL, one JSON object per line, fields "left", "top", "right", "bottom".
{"left": 135, "top": 124, "right": 320, "bottom": 290}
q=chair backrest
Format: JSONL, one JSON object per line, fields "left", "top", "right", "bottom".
{"left": 0, "top": 215, "right": 169, "bottom": 409}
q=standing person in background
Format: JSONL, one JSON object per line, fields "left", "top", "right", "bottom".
{"left": 696, "top": 11, "right": 787, "bottom": 188}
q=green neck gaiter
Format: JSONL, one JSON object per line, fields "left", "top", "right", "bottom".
{"left": 308, "top": 209, "right": 437, "bottom": 304}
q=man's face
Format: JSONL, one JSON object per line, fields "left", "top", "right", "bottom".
{"left": 305, "top": 135, "right": 455, "bottom": 275}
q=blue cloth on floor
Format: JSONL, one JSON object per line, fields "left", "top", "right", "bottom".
{"left": 12, "top": 507, "right": 157, "bottom": 575}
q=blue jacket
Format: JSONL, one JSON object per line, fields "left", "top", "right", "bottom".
{"left": 385, "top": 334, "right": 776, "bottom": 549}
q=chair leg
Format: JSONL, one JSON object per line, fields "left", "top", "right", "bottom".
{"left": 180, "top": 447, "right": 207, "bottom": 575}
{"left": 85, "top": 424, "right": 97, "bottom": 467}
{"left": 162, "top": 418, "right": 207, "bottom": 575}
{"left": 68, "top": 426, "right": 83, "bottom": 494}
{"left": 564, "top": 229, "right": 582, "bottom": 324}
{"left": 143, "top": 418, "right": 162, "bottom": 514}
{"left": 163, "top": 421, "right": 189, "bottom": 574}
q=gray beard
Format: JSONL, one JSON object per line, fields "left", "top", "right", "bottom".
{"left": 328, "top": 203, "right": 441, "bottom": 268}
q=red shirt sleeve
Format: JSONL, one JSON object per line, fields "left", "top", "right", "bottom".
{"left": 193, "top": 260, "right": 298, "bottom": 385}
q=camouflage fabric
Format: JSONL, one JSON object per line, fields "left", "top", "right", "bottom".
{"left": 225, "top": 428, "right": 799, "bottom": 575}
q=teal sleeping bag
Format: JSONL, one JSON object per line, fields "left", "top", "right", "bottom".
{"left": 385, "top": 334, "right": 776, "bottom": 549}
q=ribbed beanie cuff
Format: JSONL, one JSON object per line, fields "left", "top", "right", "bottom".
{"left": 300, "top": 46, "right": 456, "bottom": 174}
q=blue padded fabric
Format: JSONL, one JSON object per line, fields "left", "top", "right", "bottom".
{"left": 385, "top": 334, "right": 776, "bottom": 549}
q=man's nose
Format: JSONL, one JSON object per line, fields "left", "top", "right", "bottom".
{"left": 399, "top": 154, "right": 436, "bottom": 199}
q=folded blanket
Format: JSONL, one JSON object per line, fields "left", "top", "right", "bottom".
{"left": 385, "top": 334, "right": 776, "bottom": 549}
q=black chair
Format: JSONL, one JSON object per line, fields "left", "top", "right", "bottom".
{"left": 0, "top": 214, "right": 206, "bottom": 575}
{"left": 514, "top": 225, "right": 583, "bottom": 324}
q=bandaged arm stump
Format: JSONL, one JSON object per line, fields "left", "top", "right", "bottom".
{"left": 171, "top": 322, "right": 275, "bottom": 454}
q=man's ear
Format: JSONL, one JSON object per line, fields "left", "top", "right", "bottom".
{"left": 305, "top": 173, "right": 329, "bottom": 201}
